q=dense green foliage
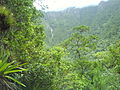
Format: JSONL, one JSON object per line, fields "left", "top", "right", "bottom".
{"left": 0, "top": 0, "right": 119, "bottom": 90}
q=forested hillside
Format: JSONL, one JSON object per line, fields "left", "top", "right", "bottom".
{"left": 45, "top": 0, "right": 120, "bottom": 47}
{"left": 0, "top": 0, "right": 119, "bottom": 90}
{"left": 45, "top": 6, "right": 98, "bottom": 45}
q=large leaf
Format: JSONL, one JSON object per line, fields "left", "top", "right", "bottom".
{"left": 4, "top": 68, "right": 27, "bottom": 74}
{"left": 5, "top": 76, "right": 26, "bottom": 87}
{"left": 0, "top": 61, "right": 14, "bottom": 72}
{"left": 6, "top": 63, "right": 27, "bottom": 71}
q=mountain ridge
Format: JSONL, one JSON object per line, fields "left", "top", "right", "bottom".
{"left": 44, "top": 0, "right": 120, "bottom": 47}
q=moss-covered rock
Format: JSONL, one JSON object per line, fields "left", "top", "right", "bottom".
{"left": 0, "top": 6, "right": 14, "bottom": 32}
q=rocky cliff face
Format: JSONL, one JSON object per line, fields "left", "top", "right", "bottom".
{"left": 44, "top": 0, "right": 120, "bottom": 46}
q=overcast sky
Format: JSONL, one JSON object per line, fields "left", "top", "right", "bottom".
{"left": 34, "top": 0, "right": 108, "bottom": 11}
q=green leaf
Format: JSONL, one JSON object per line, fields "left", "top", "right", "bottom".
{"left": 5, "top": 76, "right": 26, "bottom": 87}
{"left": 5, "top": 63, "right": 27, "bottom": 71}
{"left": 4, "top": 69, "right": 27, "bottom": 74}
{"left": 0, "top": 61, "right": 14, "bottom": 72}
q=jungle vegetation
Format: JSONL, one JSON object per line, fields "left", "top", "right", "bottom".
{"left": 0, "top": 0, "right": 120, "bottom": 90}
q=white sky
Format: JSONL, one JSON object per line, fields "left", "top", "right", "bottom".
{"left": 34, "top": 0, "right": 108, "bottom": 11}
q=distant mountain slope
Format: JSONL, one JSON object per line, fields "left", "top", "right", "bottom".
{"left": 44, "top": 0, "right": 120, "bottom": 47}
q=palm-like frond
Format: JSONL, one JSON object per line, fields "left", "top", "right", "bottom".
{"left": 0, "top": 51, "right": 27, "bottom": 89}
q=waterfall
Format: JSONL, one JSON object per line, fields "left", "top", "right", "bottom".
{"left": 50, "top": 28, "right": 54, "bottom": 39}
